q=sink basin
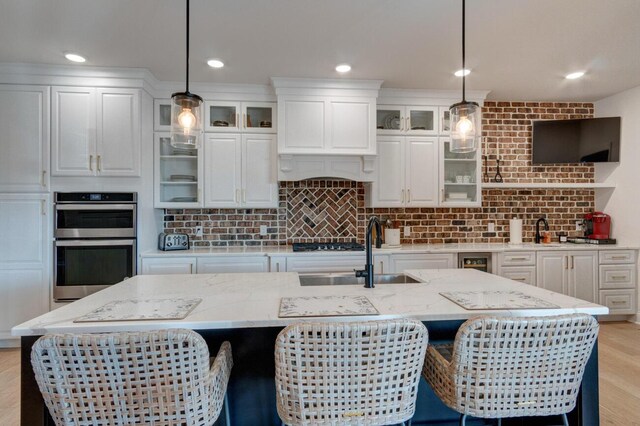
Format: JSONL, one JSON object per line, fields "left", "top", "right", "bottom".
{"left": 299, "top": 273, "right": 421, "bottom": 286}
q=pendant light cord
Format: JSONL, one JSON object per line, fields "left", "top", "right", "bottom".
{"left": 185, "top": 0, "right": 190, "bottom": 93}
{"left": 461, "top": 0, "right": 466, "bottom": 102}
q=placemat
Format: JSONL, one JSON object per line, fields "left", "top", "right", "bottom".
{"left": 440, "top": 291, "right": 560, "bottom": 310}
{"left": 279, "top": 295, "right": 379, "bottom": 318}
{"left": 74, "top": 298, "right": 202, "bottom": 322}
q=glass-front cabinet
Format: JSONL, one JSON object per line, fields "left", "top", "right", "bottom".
{"left": 376, "top": 105, "right": 438, "bottom": 135}
{"left": 205, "top": 101, "right": 276, "bottom": 133}
{"left": 440, "top": 138, "right": 481, "bottom": 206}
{"left": 154, "top": 133, "right": 203, "bottom": 208}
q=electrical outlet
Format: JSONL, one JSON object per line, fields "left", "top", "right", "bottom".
{"left": 488, "top": 222, "right": 496, "bottom": 233}
{"left": 404, "top": 226, "right": 411, "bottom": 237}
{"left": 260, "top": 225, "right": 268, "bottom": 236}
{"left": 195, "top": 226, "right": 203, "bottom": 237}
{"left": 575, "top": 220, "right": 582, "bottom": 231}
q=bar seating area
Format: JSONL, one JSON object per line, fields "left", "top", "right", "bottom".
{"left": 26, "top": 314, "right": 600, "bottom": 426}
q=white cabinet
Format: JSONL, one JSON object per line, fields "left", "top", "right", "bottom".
{"left": 536, "top": 251, "right": 597, "bottom": 302}
{"left": 0, "top": 194, "right": 50, "bottom": 342}
{"left": 365, "top": 136, "right": 439, "bottom": 207}
{"left": 390, "top": 253, "right": 456, "bottom": 272}
{"left": 141, "top": 257, "right": 196, "bottom": 275}
{"left": 204, "top": 101, "right": 276, "bottom": 133}
{"left": 154, "top": 133, "right": 203, "bottom": 208}
{"left": 0, "top": 85, "right": 49, "bottom": 192}
{"left": 376, "top": 105, "right": 438, "bottom": 136}
{"left": 277, "top": 95, "right": 376, "bottom": 155}
{"left": 500, "top": 267, "right": 536, "bottom": 286}
{"left": 282, "top": 254, "right": 387, "bottom": 274}
{"left": 196, "top": 257, "right": 269, "bottom": 273}
{"left": 203, "top": 134, "right": 277, "bottom": 208}
{"left": 51, "top": 86, "right": 140, "bottom": 177}
{"left": 497, "top": 251, "right": 536, "bottom": 285}
{"left": 440, "top": 138, "right": 482, "bottom": 206}
{"left": 598, "top": 250, "right": 637, "bottom": 315}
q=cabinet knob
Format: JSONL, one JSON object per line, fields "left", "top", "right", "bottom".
{"left": 89, "top": 155, "right": 93, "bottom": 171}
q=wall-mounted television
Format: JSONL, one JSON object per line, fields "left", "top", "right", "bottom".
{"left": 532, "top": 117, "right": 621, "bottom": 164}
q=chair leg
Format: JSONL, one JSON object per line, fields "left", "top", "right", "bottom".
{"left": 223, "top": 393, "right": 231, "bottom": 426}
{"left": 562, "top": 413, "right": 569, "bottom": 426}
{"left": 459, "top": 414, "right": 467, "bottom": 426}
{"left": 497, "top": 418, "right": 502, "bottom": 426}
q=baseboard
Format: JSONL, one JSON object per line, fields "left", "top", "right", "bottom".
{"left": 0, "top": 337, "right": 20, "bottom": 348}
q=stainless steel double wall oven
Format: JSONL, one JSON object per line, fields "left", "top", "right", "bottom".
{"left": 54, "top": 192, "right": 137, "bottom": 300}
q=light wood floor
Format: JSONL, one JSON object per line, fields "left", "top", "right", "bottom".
{"left": 0, "top": 322, "right": 638, "bottom": 425}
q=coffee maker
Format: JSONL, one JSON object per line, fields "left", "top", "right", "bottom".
{"left": 584, "top": 212, "right": 611, "bottom": 240}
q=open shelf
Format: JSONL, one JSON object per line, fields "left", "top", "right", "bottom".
{"left": 481, "top": 182, "right": 616, "bottom": 189}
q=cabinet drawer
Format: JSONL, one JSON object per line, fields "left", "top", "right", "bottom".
{"left": 599, "top": 264, "right": 636, "bottom": 289}
{"left": 499, "top": 266, "right": 536, "bottom": 285}
{"left": 196, "top": 256, "right": 268, "bottom": 273}
{"left": 499, "top": 251, "right": 535, "bottom": 266}
{"left": 599, "top": 290, "right": 636, "bottom": 315}
{"left": 141, "top": 257, "right": 196, "bottom": 275}
{"left": 599, "top": 250, "right": 636, "bottom": 264}
{"left": 286, "top": 255, "right": 365, "bottom": 274}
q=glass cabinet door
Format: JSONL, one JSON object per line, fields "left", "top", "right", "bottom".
{"left": 154, "top": 134, "right": 202, "bottom": 207}
{"left": 441, "top": 138, "right": 480, "bottom": 206}
{"left": 242, "top": 102, "right": 276, "bottom": 133}
{"left": 439, "top": 106, "right": 451, "bottom": 134}
{"left": 204, "top": 101, "right": 241, "bottom": 131}
{"left": 154, "top": 99, "right": 172, "bottom": 131}
{"left": 376, "top": 105, "right": 404, "bottom": 134}
{"left": 406, "top": 106, "right": 438, "bottom": 135}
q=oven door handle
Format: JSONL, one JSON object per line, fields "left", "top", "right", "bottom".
{"left": 55, "top": 204, "right": 135, "bottom": 211}
{"left": 55, "top": 239, "right": 136, "bottom": 247}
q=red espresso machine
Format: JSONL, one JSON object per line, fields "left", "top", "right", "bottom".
{"left": 584, "top": 212, "right": 612, "bottom": 240}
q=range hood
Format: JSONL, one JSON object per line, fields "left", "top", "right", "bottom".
{"left": 272, "top": 78, "right": 382, "bottom": 181}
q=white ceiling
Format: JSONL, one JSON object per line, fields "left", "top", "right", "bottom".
{"left": 1, "top": 0, "right": 639, "bottom": 101}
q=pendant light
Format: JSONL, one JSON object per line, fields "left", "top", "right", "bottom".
{"left": 449, "top": 0, "right": 481, "bottom": 153}
{"left": 170, "top": 0, "right": 203, "bottom": 149}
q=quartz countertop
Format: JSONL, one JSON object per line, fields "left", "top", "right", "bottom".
{"left": 12, "top": 269, "right": 608, "bottom": 336}
{"left": 141, "top": 242, "right": 638, "bottom": 257}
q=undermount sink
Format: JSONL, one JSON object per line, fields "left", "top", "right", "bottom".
{"left": 299, "top": 273, "right": 421, "bottom": 286}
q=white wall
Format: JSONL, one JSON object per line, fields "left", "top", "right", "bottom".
{"left": 595, "top": 84, "right": 640, "bottom": 318}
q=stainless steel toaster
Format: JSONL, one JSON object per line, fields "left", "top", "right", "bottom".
{"left": 158, "top": 233, "right": 189, "bottom": 251}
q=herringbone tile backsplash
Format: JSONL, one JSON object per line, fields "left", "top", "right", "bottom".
{"left": 163, "top": 101, "right": 596, "bottom": 246}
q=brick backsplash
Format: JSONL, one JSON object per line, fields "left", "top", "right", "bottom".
{"left": 163, "top": 101, "right": 596, "bottom": 246}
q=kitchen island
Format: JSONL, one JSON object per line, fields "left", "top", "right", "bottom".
{"left": 14, "top": 269, "right": 608, "bottom": 426}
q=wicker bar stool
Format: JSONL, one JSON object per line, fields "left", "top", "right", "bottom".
{"left": 275, "top": 319, "right": 429, "bottom": 426}
{"left": 31, "top": 329, "right": 233, "bottom": 426}
{"left": 422, "top": 314, "right": 599, "bottom": 426}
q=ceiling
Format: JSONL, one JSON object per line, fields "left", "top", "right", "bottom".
{"left": 1, "top": 0, "right": 639, "bottom": 101}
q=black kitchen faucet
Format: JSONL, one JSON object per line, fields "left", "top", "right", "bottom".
{"left": 355, "top": 216, "right": 383, "bottom": 288}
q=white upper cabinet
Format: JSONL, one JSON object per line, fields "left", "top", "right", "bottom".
{"left": 439, "top": 138, "right": 482, "bottom": 207}
{"left": 204, "top": 101, "right": 276, "bottom": 133}
{"left": 376, "top": 105, "right": 438, "bottom": 136}
{"left": 154, "top": 133, "right": 203, "bottom": 208}
{"left": 366, "top": 136, "right": 439, "bottom": 208}
{"left": 203, "top": 134, "right": 277, "bottom": 208}
{"left": 51, "top": 86, "right": 141, "bottom": 177}
{"left": 272, "top": 78, "right": 382, "bottom": 155}
{"left": 0, "top": 85, "right": 49, "bottom": 192}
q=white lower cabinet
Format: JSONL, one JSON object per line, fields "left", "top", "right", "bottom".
{"left": 390, "top": 253, "right": 455, "bottom": 272}
{"left": 141, "top": 257, "right": 196, "bottom": 275}
{"left": 196, "top": 256, "right": 269, "bottom": 273}
{"left": 499, "top": 267, "right": 536, "bottom": 286}
{"left": 598, "top": 250, "right": 637, "bottom": 315}
{"left": 0, "top": 194, "right": 50, "bottom": 343}
{"left": 536, "top": 251, "right": 597, "bottom": 303}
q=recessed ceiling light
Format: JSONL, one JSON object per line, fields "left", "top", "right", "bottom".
{"left": 565, "top": 71, "right": 585, "bottom": 80}
{"left": 64, "top": 53, "right": 86, "bottom": 63}
{"left": 207, "top": 59, "right": 224, "bottom": 68}
{"left": 335, "top": 64, "right": 351, "bottom": 73}
{"left": 454, "top": 68, "right": 471, "bottom": 77}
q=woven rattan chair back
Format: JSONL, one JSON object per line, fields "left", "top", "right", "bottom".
{"left": 31, "top": 329, "right": 232, "bottom": 426}
{"left": 275, "top": 319, "right": 429, "bottom": 426}
{"left": 427, "top": 314, "right": 599, "bottom": 419}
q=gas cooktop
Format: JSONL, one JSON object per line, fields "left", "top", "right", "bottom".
{"left": 292, "top": 242, "right": 365, "bottom": 252}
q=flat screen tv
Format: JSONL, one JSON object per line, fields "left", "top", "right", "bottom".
{"left": 532, "top": 117, "right": 620, "bottom": 164}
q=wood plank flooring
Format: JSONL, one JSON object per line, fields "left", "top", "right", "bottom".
{"left": 0, "top": 322, "right": 638, "bottom": 425}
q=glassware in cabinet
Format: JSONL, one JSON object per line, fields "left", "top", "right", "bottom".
{"left": 441, "top": 139, "right": 480, "bottom": 205}
{"left": 155, "top": 134, "right": 202, "bottom": 207}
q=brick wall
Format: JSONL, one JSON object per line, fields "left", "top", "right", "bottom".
{"left": 164, "top": 101, "right": 596, "bottom": 246}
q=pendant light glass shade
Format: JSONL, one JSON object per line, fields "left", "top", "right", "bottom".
{"left": 170, "top": 92, "right": 203, "bottom": 149}
{"left": 170, "top": 0, "right": 203, "bottom": 149}
{"left": 450, "top": 100, "right": 480, "bottom": 153}
{"left": 449, "top": 0, "right": 481, "bottom": 153}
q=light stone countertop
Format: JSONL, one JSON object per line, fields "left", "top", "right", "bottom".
{"left": 12, "top": 269, "right": 608, "bottom": 336}
{"left": 141, "top": 242, "right": 639, "bottom": 257}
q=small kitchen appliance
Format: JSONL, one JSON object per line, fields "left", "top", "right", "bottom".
{"left": 584, "top": 212, "right": 611, "bottom": 240}
{"left": 158, "top": 233, "right": 190, "bottom": 251}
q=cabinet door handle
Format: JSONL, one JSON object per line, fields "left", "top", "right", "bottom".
{"left": 242, "top": 189, "right": 246, "bottom": 203}
{"left": 243, "top": 113, "right": 246, "bottom": 129}
{"left": 611, "top": 256, "right": 627, "bottom": 260}
{"left": 97, "top": 155, "right": 102, "bottom": 172}
{"left": 513, "top": 277, "right": 527, "bottom": 281}
{"left": 401, "top": 189, "right": 405, "bottom": 203}
{"left": 406, "top": 116, "right": 410, "bottom": 130}
{"left": 441, "top": 189, "right": 445, "bottom": 203}
{"left": 276, "top": 263, "right": 280, "bottom": 272}
{"left": 235, "top": 189, "right": 240, "bottom": 203}
{"left": 89, "top": 155, "right": 93, "bottom": 171}
{"left": 407, "top": 189, "right": 411, "bottom": 203}
{"left": 570, "top": 255, "right": 574, "bottom": 269}
{"left": 610, "top": 300, "right": 626, "bottom": 305}
{"left": 41, "top": 170, "right": 47, "bottom": 187}
{"left": 197, "top": 189, "right": 201, "bottom": 202}
{"left": 236, "top": 113, "right": 239, "bottom": 128}
{"left": 564, "top": 256, "right": 568, "bottom": 270}
{"left": 400, "top": 116, "right": 404, "bottom": 131}
{"left": 510, "top": 257, "right": 528, "bottom": 261}
{"left": 40, "top": 199, "right": 46, "bottom": 216}
{"left": 380, "top": 261, "right": 384, "bottom": 274}
{"left": 611, "top": 275, "right": 626, "bottom": 280}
